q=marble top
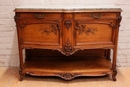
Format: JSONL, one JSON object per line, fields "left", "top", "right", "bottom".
{"left": 15, "top": 5, "right": 122, "bottom": 12}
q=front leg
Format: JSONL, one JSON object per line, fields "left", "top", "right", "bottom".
{"left": 112, "top": 69, "right": 117, "bottom": 81}
{"left": 19, "top": 69, "right": 25, "bottom": 81}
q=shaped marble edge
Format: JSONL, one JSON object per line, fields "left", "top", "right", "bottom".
{"left": 14, "top": 5, "right": 122, "bottom": 12}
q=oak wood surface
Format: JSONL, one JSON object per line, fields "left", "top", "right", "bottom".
{"left": 14, "top": 7, "right": 121, "bottom": 81}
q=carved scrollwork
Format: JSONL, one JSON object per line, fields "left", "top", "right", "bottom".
{"left": 14, "top": 15, "right": 18, "bottom": 22}
{"left": 59, "top": 38, "right": 79, "bottom": 56}
{"left": 39, "top": 24, "right": 60, "bottom": 35}
{"left": 118, "top": 15, "right": 122, "bottom": 27}
{"left": 63, "top": 38, "right": 73, "bottom": 56}
{"left": 75, "top": 23, "right": 98, "bottom": 35}
{"left": 64, "top": 20, "right": 72, "bottom": 29}
{"left": 34, "top": 14, "right": 45, "bottom": 19}
{"left": 90, "top": 13, "right": 102, "bottom": 19}
{"left": 20, "top": 22, "right": 27, "bottom": 28}
{"left": 109, "top": 22, "right": 115, "bottom": 29}
{"left": 54, "top": 73, "right": 82, "bottom": 80}
{"left": 118, "top": 15, "right": 122, "bottom": 23}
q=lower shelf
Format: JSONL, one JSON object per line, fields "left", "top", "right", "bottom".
{"left": 22, "top": 56, "right": 112, "bottom": 80}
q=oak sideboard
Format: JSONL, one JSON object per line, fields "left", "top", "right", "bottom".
{"left": 14, "top": 5, "right": 122, "bottom": 81}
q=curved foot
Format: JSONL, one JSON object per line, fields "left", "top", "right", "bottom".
{"left": 112, "top": 70, "right": 117, "bottom": 81}
{"left": 19, "top": 70, "right": 25, "bottom": 81}
{"left": 112, "top": 77, "right": 116, "bottom": 81}
{"left": 19, "top": 76, "right": 24, "bottom": 81}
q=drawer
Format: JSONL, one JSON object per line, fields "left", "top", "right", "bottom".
{"left": 74, "top": 13, "right": 117, "bottom": 19}
{"left": 18, "top": 13, "right": 62, "bottom": 19}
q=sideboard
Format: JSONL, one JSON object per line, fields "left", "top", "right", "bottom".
{"left": 14, "top": 5, "right": 122, "bottom": 81}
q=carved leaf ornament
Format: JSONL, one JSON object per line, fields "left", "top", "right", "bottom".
{"left": 39, "top": 24, "right": 60, "bottom": 35}
{"left": 75, "top": 24, "right": 98, "bottom": 35}
{"left": 63, "top": 38, "right": 73, "bottom": 56}
{"left": 55, "top": 73, "right": 81, "bottom": 80}
{"left": 64, "top": 20, "right": 72, "bottom": 29}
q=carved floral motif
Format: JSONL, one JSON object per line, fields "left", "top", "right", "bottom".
{"left": 59, "top": 38, "right": 80, "bottom": 56}
{"left": 75, "top": 23, "right": 98, "bottom": 35}
{"left": 63, "top": 38, "right": 73, "bottom": 56}
{"left": 64, "top": 20, "right": 72, "bottom": 29}
{"left": 54, "top": 73, "right": 81, "bottom": 80}
{"left": 39, "top": 24, "right": 60, "bottom": 35}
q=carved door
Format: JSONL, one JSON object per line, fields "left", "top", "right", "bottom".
{"left": 18, "top": 13, "right": 62, "bottom": 48}
{"left": 74, "top": 20, "right": 116, "bottom": 46}
{"left": 73, "top": 13, "right": 117, "bottom": 48}
{"left": 21, "top": 23, "right": 61, "bottom": 46}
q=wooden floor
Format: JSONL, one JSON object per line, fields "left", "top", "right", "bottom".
{"left": 0, "top": 67, "right": 130, "bottom": 87}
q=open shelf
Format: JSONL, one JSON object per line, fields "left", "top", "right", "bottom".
{"left": 24, "top": 55, "right": 112, "bottom": 80}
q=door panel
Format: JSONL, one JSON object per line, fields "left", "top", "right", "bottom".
{"left": 21, "top": 23, "right": 61, "bottom": 46}
{"left": 74, "top": 20, "right": 116, "bottom": 46}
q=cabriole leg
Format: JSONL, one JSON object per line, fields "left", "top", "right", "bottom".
{"left": 112, "top": 48, "right": 117, "bottom": 81}
{"left": 112, "top": 69, "right": 117, "bottom": 81}
{"left": 19, "top": 69, "right": 25, "bottom": 81}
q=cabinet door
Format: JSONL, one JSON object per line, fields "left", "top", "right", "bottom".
{"left": 19, "top": 20, "right": 62, "bottom": 47}
{"left": 74, "top": 20, "right": 116, "bottom": 48}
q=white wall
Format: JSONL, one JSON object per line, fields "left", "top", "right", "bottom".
{"left": 0, "top": 0, "right": 130, "bottom": 67}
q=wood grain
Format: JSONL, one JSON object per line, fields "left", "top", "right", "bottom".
{"left": 14, "top": 7, "right": 121, "bottom": 81}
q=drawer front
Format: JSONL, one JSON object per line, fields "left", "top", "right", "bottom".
{"left": 74, "top": 13, "right": 117, "bottom": 19}
{"left": 18, "top": 13, "right": 62, "bottom": 19}
{"left": 20, "top": 22, "right": 62, "bottom": 46}
{"left": 74, "top": 20, "right": 116, "bottom": 46}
